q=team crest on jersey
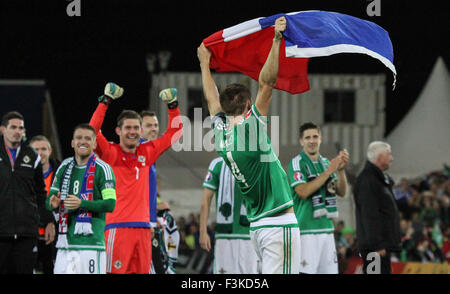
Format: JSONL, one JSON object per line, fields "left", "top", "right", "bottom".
{"left": 205, "top": 171, "right": 212, "bottom": 182}
{"left": 114, "top": 260, "right": 122, "bottom": 269}
{"left": 138, "top": 155, "right": 146, "bottom": 163}
{"left": 152, "top": 238, "right": 159, "bottom": 247}
{"left": 294, "top": 172, "right": 303, "bottom": 181}
{"left": 23, "top": 155, "right": 30, "bottom": 163}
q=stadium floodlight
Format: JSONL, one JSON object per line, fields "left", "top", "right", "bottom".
{"left": 158, "top": 50, "right": 172, "bottom": 72}
{"left": 146, "top": 53, "right": 157, "bottom": 73}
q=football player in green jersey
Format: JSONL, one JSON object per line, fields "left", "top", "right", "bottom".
{"left": 200, "top": 157, "right": 259, "bottom": 274}
{"left": 47, "top": 124, "right": 116, "bottom": 274}
{"left": 288, "top": 122, "right": 349, "bottom": 273}
{"left": 198, "top": 16, "right": 300, "bottom": 274}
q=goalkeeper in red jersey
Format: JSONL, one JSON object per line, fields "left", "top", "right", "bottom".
{"left": 89, "top": 83, "right": 183, "bottom": 274}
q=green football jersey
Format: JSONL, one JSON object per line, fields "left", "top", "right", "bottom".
{"left": 212, "top": 105, "right": 293, "bottom": 223}
{"left": 203, "top": 157, "right": 250, "bottom": 240}
{"left": 288, "top": 153, "right": 338, "bottom": 235}
{"left": 47, "top": 157, "right": 116, "bottom": 250}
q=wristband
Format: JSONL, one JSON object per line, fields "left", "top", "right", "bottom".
{"left": 167, "top": 100, "right": 178, "bottom": 109}
{"left": 98, "top": 95, "right": 112, "bottom": 105}
{"left": 274, "top": 32, "right": 283, "bottom": 41}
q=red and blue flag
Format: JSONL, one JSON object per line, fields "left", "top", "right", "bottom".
{"left": 203, "top": 11, "right": 396, "bottom": 94}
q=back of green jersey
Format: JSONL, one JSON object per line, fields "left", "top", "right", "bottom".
{"left": 212, "top": 105, "right": 293, "bottom": 223}
{"left": 202, "top": 157, "right": 250, "bottom": 239}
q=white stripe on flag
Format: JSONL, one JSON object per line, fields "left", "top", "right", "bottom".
{"left": 285, "top": 44, "right": 397, "bottom": 75}
{"left": 223, "top": 18, "right": 263, "bottom": 42}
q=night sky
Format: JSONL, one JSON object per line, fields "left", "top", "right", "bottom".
{"left": 1, "top": 0, "right": 449, "bottom": 157}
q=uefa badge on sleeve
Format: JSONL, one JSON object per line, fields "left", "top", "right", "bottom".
{"left": 294, "top": 172, "right": 303, "bottom": 181}
{"left": 205, "top": 171, "right": 213, "bottom": 182}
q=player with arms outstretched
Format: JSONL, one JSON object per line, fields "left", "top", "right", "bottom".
{"left": 197, "top": 17, "right": 300, "bottom": 274}
{"left": 89, "top": 83, "right": 183, "bottom": 274}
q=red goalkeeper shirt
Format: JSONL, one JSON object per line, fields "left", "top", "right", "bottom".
{"left": 89, "top": 103, "right": 182, "bottom": 230}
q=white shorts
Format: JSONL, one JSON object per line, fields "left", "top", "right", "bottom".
{"left": 250, "top": 213, "right": 300, "bottom": 274}
{"left": 54, "top": 250, "right": 106, "bottom": 274}
{"left": 214, "top": 238, "right": 259, "bottom": 274}
{"left": 299, "top": 233, "right": 338, "bottom": 274}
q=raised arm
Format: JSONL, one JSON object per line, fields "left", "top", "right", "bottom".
{"left": 294, "top": 156, "right": 341, "bottom": 200}
{"left": 197, "top": 43, "right": 223, "bottom": 117}
{"left": 255, "top": 16, "right": 286, "bottom": 117}
{"left": 335, "top": 149, "right": 350, "bottom": 197}
{"left": 142, "top": 89, "right": 183, "bottom": 164}
{"left": 89, "top": 83, "right": 124, "bottom": 158}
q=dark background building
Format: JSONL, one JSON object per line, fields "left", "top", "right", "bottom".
{"left": 0, "top": 0, "right": 449, "bottom": 157}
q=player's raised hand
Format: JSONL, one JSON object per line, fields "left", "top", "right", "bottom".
{"left": 197, "top": 43, "right": 212, "bottom": 66}
{"left": 274, "top": 16, "right": 286, "bottom": 40}
{"left": 327, "top": 155, "right": 342, "bottom": 175}
{"left": 159, "top": 88, "right": 178, "bottom": 104}
{"left": 99, "top": 82, "right": 124, "bottom": 105}
{"left": 49, "top": 192, "right": 62, "bottom": 209}
{"left": 104, "top": 82, "right": 124, "bottom": 100}
{"left": 338, "top": 149, "right": 350, "bottom": 171}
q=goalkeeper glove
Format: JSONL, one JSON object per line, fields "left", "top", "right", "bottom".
{"left": 159, "top": 88, "right": 178, "bottom": 109}
{"left": 99, "top": 82, "right": 124, "bottom": 104}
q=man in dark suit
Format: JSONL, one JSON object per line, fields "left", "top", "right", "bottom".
{"left": 354, "top": 141, "right": 401, "bottom": 274}
{"left": 0, "top": 111, "right": 54, "bottom": 274}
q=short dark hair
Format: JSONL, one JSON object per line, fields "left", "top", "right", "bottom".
{"left": 73, "top": 123, "right": 96, "bottom": 139}
{"left": 117, "top": 110, "right": 142, "bottom": 127}
{"left": 139, "top": 110, "right": 157, "bottom": 119}
{"left": 219, "top": 83, "right": 252, "bottom": 116}
{"left": 1, "top": 111, "right": 24, "bottom": 127}
{"left": 299, "top": 122, "right": 321, "bottom": 139}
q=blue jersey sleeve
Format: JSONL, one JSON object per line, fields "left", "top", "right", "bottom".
{"left": 149, "top": 164, "right": 158, "bottom": 227}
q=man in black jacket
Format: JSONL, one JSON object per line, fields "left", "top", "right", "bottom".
{"left": 0, "top": 111, "right": 54, "bottom": 274}
{"left": 353, "top": 141, "right": 401, "bottom": 274}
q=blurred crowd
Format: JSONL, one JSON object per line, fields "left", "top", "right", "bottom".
{"left": 335, "top": 167, "right": 450, "bottom": 272}
{"left": 174, "top": 213, "right": 215, "bottom": 273}
{"left": 174, "top": 168, "right": 450, "bottom": 273}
